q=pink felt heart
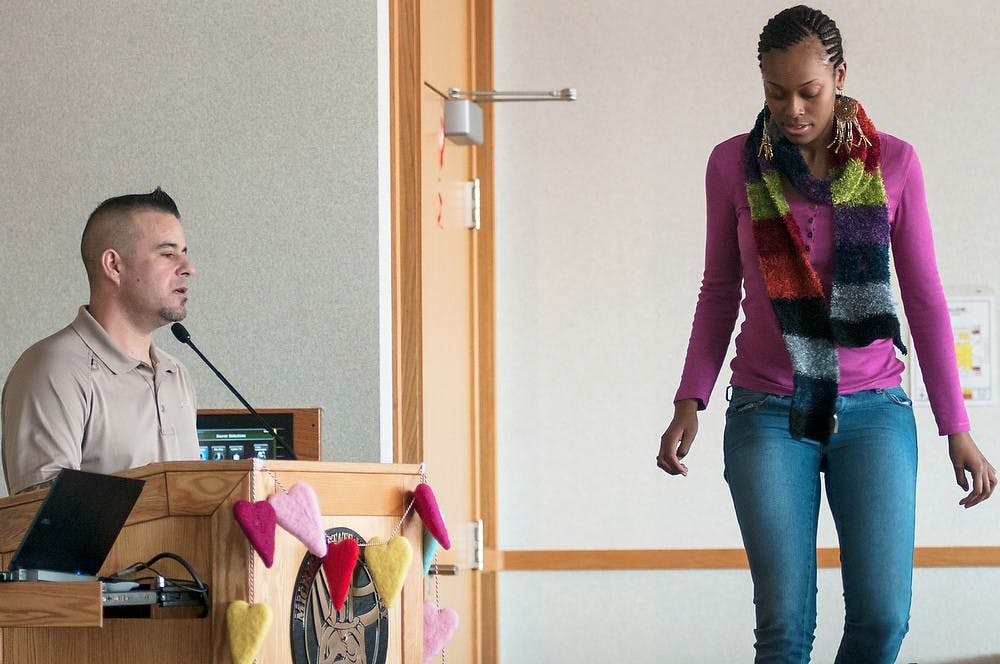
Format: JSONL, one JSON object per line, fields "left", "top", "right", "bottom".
{"left": 363, "top": 536, "right": 412, "bottom": 608}
{"left": 322, "top": 538, "right": 359, "bottom": 611}
{"left": 268, "top": 482, "right": 328, "bottom": 557}
{"left": 233, "top": 500, "right": 277, "bottom": 568}
{"left": 423, "top": 601, "right": 459, "bottom": 663}
{"left": 413, "top": 483, "right": 450, "bottom": 549}
{"left": 226, "top": 600, "right": 273, "bottom": 664}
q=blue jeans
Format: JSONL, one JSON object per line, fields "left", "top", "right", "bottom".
{"left": 723, "top": 386, "right": 918, "bottom": 664}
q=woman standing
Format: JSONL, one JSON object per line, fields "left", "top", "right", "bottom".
{"left": 656, "top": 6, "right": 997, "bottom": 663}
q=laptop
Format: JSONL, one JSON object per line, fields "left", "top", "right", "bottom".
{"left": 2, "top": 469, "right": 145, "bottom": 582}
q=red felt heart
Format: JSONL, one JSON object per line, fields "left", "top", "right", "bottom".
{"left": 233, "top": 500, "right": 277, "bottom": 568}
{"left": 322, "top": 538, "right": 360, "bottom": 611}
{"left": 413, "top": 483, "right": 450, "bottom": 550}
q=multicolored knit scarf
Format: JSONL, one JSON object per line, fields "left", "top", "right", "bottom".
{"left": 743, "top": 100, "right": 906, "bottom": 443}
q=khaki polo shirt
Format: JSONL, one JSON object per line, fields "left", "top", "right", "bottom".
{"left": 1, "top": 306, "right": 199, "bottom": 494}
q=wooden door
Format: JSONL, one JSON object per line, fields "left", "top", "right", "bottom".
{"left": 390, "top": 1, "right": 497, "bottom": 662}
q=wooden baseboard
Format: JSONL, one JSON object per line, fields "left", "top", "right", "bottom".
{"left": 498, "top": 547, "right": 1000, "bottom": 571}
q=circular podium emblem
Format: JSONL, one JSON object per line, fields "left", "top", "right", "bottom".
{"left": 290, "top": 527, "right": 389, "bottom": 664}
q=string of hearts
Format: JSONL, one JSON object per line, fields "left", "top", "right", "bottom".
{"left": 225, "top": 463, "right": 459, "bottom": 664}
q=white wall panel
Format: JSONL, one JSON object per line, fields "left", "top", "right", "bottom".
{"left": 495, "top": 1, "right": 1000, "bottom": 660}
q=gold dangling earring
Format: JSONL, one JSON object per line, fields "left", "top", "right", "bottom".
{"left": 758, "top": 106, "right": 774, "bottom": 160}
{"left": 828, "top": 93, "right": 871, "bottom": 154}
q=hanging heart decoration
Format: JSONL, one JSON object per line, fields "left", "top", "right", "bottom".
{"left": 423, "top": 600, "right": 460, "bottom": 663}
{"left": 363, "top": 536, "right": 412, "bottom": 608}
{"left": 268, "top": 481, "right": 328, "bottom": 557}
{"left": 413, "top": 482, "right": 450, "bottom": 549}
{"left": 226, "top": 600, "right": 273, "bottom": 664}
{"left": 232, "top": 500, "right": 277, "bottom": 568}
{"left": 422, "top": 525, "right": 440, "bottom": 576}
{"left": 322, "top": 537, "right": 360, "bottom": 611}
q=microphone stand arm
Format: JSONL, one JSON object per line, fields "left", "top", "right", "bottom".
{"left": 182, "top": 340, "right": 298, "bottom": 460}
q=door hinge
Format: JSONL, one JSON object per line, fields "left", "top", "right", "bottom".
{"left": 466, "top": 178, "right": 481, "bottom": 231}
{"left": 472, "top": 518, "right": 484, "bottom": 571}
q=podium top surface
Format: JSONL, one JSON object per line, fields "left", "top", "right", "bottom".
{"left": 0, "top": 460, "right": 424, "bottom": 554}
{"left": 119, "top": 459, "right": 424, "bottom": 478}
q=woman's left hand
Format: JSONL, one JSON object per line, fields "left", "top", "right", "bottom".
{"left": 947, "top": 432, "right": 997, "bottom": 508}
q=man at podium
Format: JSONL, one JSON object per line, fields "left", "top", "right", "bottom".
{"left": 1, "top": 188, "right": 201, "bottom": 494}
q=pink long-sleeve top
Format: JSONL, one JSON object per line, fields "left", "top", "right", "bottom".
{"left": 674, "top": 132, "right": 970, "bottom": 436}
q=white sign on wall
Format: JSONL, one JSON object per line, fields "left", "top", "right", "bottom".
{"left": 911, "top": 296, "right": 995, "bottom": 405}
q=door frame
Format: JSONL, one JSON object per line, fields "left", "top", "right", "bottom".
{"left": 388, "top": 1, "right": 499, "bottom": 661}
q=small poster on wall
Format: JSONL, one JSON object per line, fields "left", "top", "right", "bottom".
{"left": 911, "top": 295, "right": 995, "bottom": 405}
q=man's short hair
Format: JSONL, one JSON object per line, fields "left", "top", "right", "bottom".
{"left": 80, "top": 187, "right": 180, "bottom": 287}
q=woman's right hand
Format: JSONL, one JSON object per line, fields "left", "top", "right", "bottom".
{"left": 657, "top": 399, "right": 700, "bottom": 477}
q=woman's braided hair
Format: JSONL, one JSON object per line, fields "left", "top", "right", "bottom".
{"left": 757, "top": 5, "right": 843, "bottom": 68}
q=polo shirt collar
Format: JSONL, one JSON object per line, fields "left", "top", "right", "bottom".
{"left": 71, "top": 306, "right": 174, "bottom": 376}
{"left": 149, "top": 345, "right": 179, "bottom": 375}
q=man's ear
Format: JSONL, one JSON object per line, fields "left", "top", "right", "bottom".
{"left": 101, "top": 249, "right": 124, "bottom": 286}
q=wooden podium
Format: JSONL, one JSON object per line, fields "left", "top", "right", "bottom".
{"left": 0, "top": 460, "right": 425, "bottom": 663}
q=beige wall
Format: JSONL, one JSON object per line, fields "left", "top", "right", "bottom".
{"left": 494, "top": 1, "right": 1000, "bottom": 661}
{"left": 0, "top": 1, "right": 389, "bottom": 499}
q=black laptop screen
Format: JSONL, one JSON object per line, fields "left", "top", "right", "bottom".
{"left": 9, "top": 469, "right": 145, "bottom": 576}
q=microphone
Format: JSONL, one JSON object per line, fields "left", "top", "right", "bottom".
{"left": 170, "top": 322, "right": 297, "bottom": 460}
